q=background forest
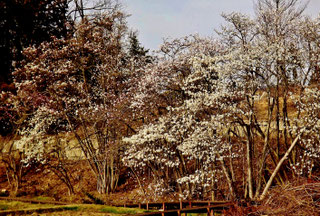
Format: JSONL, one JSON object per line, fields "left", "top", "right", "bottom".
{"left": 1, "top": 0, "right": 320, "bottom": 214}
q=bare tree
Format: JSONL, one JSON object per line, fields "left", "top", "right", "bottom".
{"left": 67, "top": 0, "right": 122, "bottom": 22}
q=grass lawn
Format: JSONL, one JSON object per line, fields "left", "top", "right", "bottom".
{"left": 0, "top": 200, "right": 151, "bottom": 215}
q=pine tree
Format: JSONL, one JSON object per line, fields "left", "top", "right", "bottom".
{"left": 128, "top": 31, "right": 149, "bottom": 59}
{"left": 0, "top": 0, "right": 70, "bottom": 84}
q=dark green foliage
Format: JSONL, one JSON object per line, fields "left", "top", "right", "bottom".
{"left": 128, "top": 31, "right": 150, "bottom": 60}
{"left": 84, "top": 192, "right": 105, "bottom": 205}
{"left": 0, "top": 204, "right": 9, "bottom": 210}
{"left": 62, "top": 206, "right": 79, "bottom": 211}
{"left": 0, "top": 0, "right": 70, "bottom": 84}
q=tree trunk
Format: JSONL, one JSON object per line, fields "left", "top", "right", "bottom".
{"left": 259, "top": 132, "right": 303, "bottom": 200}
{"left": 218, "top": 153, "right": 236, "bottom": 200}
{"left": 245, "top": 123, "right": 254, "bottom": 199}
{"left": 255, "top": 95, "right": 274, "bottom": 198}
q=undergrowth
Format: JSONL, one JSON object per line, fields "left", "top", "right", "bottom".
{"left": 259, "top": 181, "right": 320, "bottom": 215}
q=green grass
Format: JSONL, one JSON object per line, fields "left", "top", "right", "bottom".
{"left": 35, "top": 196, "right": 54, "bottom": 201}
{"left": 75, "top": 204, "right": 149, "bottom": 214}
{"left": 0, "top": 201, "right": 151, "bottom": 215}
{"left": 99, "top": 206, "right": 148, "bottom": 214}
{"left": 0, "top": 204, "right": 8, "bottom": 210}
{"left": 0, "top": 200, "right": 55, "bottom": 210}
{"left": 188, "top": 214, "right": 209, "bottom": 216}
{"left": 188, "top": 213, "right": 221, "bottom": 216}
{"left": 62, "top": 206, "right": 79, "bottom": 211}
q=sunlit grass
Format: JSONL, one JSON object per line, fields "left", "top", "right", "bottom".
{"left": 0, "top": 200, "right": 151, "bottom": 215}
{"left": 99, "top": 206, "right": 149, "bottom": 214}
{"left": 0, "top": 200, "right": 56, "bottom": 210}
{"left": 76, "top": 204, "right": 149, "bottom": 214}
{"left": 35, "top": 196, "right": 54, "bottom": 201}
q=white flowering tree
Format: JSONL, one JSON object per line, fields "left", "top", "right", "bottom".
{"left": 12, "top": 9, "right": 140, "bottom": 194}
{"left": 123, "top": 37, "right": 233, "bottom": 199}
{"left": 124, "top": 0, "right": 320, "bottom": 201}
{"left": 130, "top": 35, "right": 219, "bottom": 121}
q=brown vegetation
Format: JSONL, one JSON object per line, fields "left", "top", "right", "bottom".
{"left": 258, "top": 179, "right": 320, "bottom": 215}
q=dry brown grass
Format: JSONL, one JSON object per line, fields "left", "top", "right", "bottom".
{"left": 258, "top": 180, "right": 320, "bottom": 215}
{"left": 255, "top": 94, "right": 298, "bottom": 122}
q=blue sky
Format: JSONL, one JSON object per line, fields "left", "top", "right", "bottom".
{"left": 122, "top": 0, "right": 320, "bottom": 50}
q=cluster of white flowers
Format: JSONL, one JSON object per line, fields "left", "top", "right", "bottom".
{"left": 124, "top": 2, "right": 320, "bottom": 200}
